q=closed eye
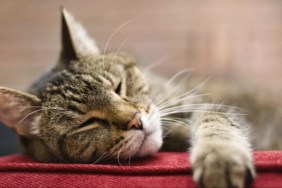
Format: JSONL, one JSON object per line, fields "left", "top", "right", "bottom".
{"left": 80, "top": 117, "right": 109, "bottom": 128}
{"left": 115, "top": 82, "right": 122, "bottom": 95}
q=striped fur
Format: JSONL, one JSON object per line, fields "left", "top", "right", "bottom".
{"left": 3, "top": 8, "right": 282, "bottom": 188}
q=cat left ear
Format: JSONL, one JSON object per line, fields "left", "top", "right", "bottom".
{"left": 0, "top": 87, "right": 42, "bottom": 136}
{"left": 60, "top": 8, "right": 100, "bottom": 61}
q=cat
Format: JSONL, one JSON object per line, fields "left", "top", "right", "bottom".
{"left": 1, "top": 8, "right": 281, "bottom": 188}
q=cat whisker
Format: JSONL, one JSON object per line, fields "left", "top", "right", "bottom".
{"left": 112, "top": 37, "right": 130, "bottom": 63}
{"left": 17, "top": 108, "right": 47, "bottom": 126}
{"left": 159, "top": 104, "right": 200, "bottom": 113}
{"left": 160, "top": 117, "right": 193, "bottom": 139}
{"left": 19, "top": 107, "right": 68, "bottom": 133}
{"left": 153, "top": 72, "right": 191, "bottom": 104}
{"left": 102, "top": 20, "right": 133, "bottom": 64}
{"left": 128, "top": 152, "right": 132, "bottom": 166}
{"left": 160, "top": 109, "right": 247, "bottom": 117}
{"left": 155, "top": 76, "right": 211, "bottom": 107}
{"left": 117, "top": 144, "right": 125, "bottom": 166}
{"left": 154, "top": 70, "right": 193, "bottom": 105}
{"left": 93, "top": 144, "right": 121, "bottom": 164}
{"left": 52, "top": 113, "right": 66, "bottom": 126}
{"left": 210, "top": 101, "right": 249, "bottom": 114}
{"left": 165, "top": 69, "right": 194, "bottom": 87}
{"left": 157, "top": 93, "right": 210, "bottom": 110}
{"left": 143, "top": 56, "right": 169, "bottom": 73}
{"left": 160, "top": 122, "right": 174, "bottom": 138}
{"left": 47, "top": 111, "right": 67, "bottom": 128}
{"left": 161, "top": 122, "right": 190, "bottom": 133}
{"left": 93, "top": 151, "right": 108, "bottom": 164}
{"left": 16, "top": 106, "right": 65, "bottom": 111}
{"left": 93, "top": 136, "right": 131, "bottom": 164}
{"left": 159, "top": 103, "right": 246, "bottom": 114}
{"left": 143, "top": 107, "right": 157, "bottom": 125}
{"left": 160, "top": 107, "right": 202, "bottom": 115}
{"left": 161, "top": 118, "right": 191, "bottom": 131}
{"left": 16, "top": 105, "right": 43, "bottom": 109}
{"left": 97, "top": 151, "right": 116, "bottom": 164}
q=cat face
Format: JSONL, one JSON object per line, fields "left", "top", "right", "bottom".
{"left": 0, "top": 9, "right": 162, "bottom": 163}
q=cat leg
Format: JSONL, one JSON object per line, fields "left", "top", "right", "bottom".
{"left": 190, "top": 112, "right": 255, "bottom": 188}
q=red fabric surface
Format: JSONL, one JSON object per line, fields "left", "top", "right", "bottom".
{"left": 0, "top": 151, "right": 281, "bottom": 188}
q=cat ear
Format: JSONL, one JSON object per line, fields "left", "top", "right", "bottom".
{"left": 60, "top": 8, "right": 100, "bottom": 61}
{"left": 0, "top": 87, "right": 42, "bottom": 136}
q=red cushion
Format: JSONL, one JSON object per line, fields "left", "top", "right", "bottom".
{"left": 0, "top": 151, "right": 281, "bottom": 187}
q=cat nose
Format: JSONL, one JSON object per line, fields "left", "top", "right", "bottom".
{"left": 127, "top": 113, "right": 143, "bottom": 130}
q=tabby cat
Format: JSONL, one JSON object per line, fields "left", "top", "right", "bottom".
{"left": 1, "top": 8, "right": 281, "bottom": 188}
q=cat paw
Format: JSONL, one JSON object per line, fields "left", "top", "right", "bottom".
{"left": 190, "top": 143, "right": 255, "bottom": 188}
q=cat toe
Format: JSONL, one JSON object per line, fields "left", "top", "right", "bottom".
{"left": 191, "top": 148, "right": 255, "bottom": 188}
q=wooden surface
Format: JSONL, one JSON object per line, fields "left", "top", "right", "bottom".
{"left": 0, "top": 0, "right": 281, "bottom": 96}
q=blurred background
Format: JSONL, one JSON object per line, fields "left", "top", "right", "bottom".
{"left": 0, "top": 0, "right": 281, "bottom": 155}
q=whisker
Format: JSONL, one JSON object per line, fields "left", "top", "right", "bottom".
{"left": 154, "top": 70, "right": 193, "bottom": 105}
{"left": 93, "top": 151, "right": 108, "bottom": 164}
{"left": 159, "top": 103, "right": 246, "bottom": 114}
{"left": 47, "top": 111, "right": 67, "bottom": 128}
{"left": 16, "top": 106, "right": 43, "bottom": 109}
{"left": 161, "top": 118, "right": 191, "bottom": 131}
{"left": 102, "top": 20, "right": 133, "bottom": 64}
{"left": 128, "top": 152, "right": 132, "bottom": 166}
{"left": 144, "top": 107, "right": 159, "bottom": 125}
{"left": 112, "top": 37, "right": 130, "bottom": 63}
{"left": 160, "top": 122, "right": 174, "bottom": 138}
{"left": 165, "top": 69, "right": 194, "bottom": 87}
{"left": 93, "top": 141, "right": 123, "bottom": 164}
{"left": 155, "top": 76, "right": 211, "bottom": 107}
{"left": 53, "top": 113, "right": 65, "bottom": 126}
{"left": 94, "top": 136, "right": 133, "bottom": 164}
{"left": 17, "top": 108, "right": 47, "bottom": 126}
{"left": 157, "top": 93, "right": 210, "bottom": 110}
{"left": 117, "top": 144, "right": 125, "bottom": 166}
{"left": 143, "top": 56, "right": 169, "bottom": 72}
{"left": 160, "top": 109, "right": 247, "bottom": 117}
{"left": 16, "top": 106, "right": 65, "bottom": 111}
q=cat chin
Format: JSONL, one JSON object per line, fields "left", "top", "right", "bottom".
{"left": 135, "top": 127, "right": 163, "bottom": 157}
{"left": 115, "top": 127, "right": 162, "bottom": 161}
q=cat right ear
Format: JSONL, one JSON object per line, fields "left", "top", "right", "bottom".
{"left": 0, "top": 87, "right": 42, "bottom": 136}
{"left": 60, "top": 8, "right": 100, "bottom": 61}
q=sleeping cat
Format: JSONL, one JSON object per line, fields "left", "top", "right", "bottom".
{"left": 1, "top": 8, "right": 281, "bottom": 188}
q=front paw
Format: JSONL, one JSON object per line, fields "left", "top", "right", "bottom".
{"left": 190, "top": 142, "right": 256, "bottom": 188}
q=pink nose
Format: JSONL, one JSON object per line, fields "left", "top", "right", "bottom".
{"left": 127, "top": 113, "right": 143, "bottom": 130}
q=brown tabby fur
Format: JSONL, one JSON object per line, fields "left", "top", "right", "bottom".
{"left": 0, "top": 8, "right": 281, "bottom": 188}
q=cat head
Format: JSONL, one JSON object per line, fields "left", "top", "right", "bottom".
{"left": 0, "top": 8, "right": 162, "bottom": 163}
